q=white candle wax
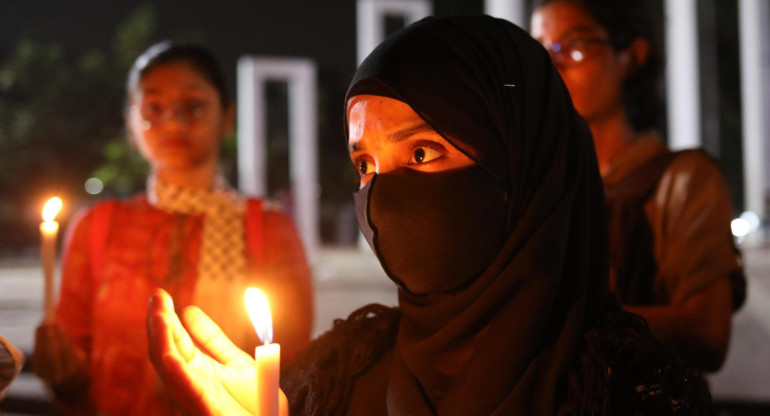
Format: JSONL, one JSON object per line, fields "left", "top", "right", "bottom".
{"left": 40, "top": 197, "right": 62, "bottom": 320}
{"left": 255, "top": 342, "right": 280, "bottom": 416}
{"left": 245, "top": 287, "right": 281, "bottom": 416}
{"left": 40, "top": 221, "right": 58, "bottom": 320}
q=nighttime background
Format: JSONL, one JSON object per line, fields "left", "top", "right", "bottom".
{"left": 2, "top": 2, "right": 768, "bottom": 415}
{"left": 0, "top": 0, "right": 744, "bottom": 254}
{"left": 0, "top": 0, "right": 491, "bottom": 254}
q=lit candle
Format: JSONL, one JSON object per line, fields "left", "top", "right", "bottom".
{"left": 40, "top": 197, "right": 62, "bottom": 320}
{"left": 245, "top": 288, "right": 280, "bottom": 416}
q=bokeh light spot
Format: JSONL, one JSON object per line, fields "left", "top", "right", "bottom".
{"left": 85, "top": 177, "right": 104, "bottom": 195}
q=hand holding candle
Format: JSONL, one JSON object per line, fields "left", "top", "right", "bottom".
{"left": 147, "top": 289, "right": 289, "bottom": 416}
{"left": 40, "top": 197, "right": 62, "bottom": 321}
{"left": 245, "top": 288, "right": 280, "bottom": 416}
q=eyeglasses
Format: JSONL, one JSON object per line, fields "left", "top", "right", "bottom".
{"left": 545, "top": 37, "right": 612, "bottom": 67}
{"left": 133, "top": 99, "right": 209, "bottom": 131}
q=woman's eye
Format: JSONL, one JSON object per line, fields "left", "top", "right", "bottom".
{"left": 143, "top": 102, "right": 164, "bottom": 116}
{"left": 181, "top": 99, "right": 207, "bottom": 118}
{"left": 409, "top": 146, "right": 442, "bottom": 165}
{"left": 356, "top": 158, "right": 375, "bottom": 177}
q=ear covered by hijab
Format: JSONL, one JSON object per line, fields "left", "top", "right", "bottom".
{"left": 346, "top": 15, "right": 610, "bottom": 415}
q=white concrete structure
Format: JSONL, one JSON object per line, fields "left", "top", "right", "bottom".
{"left": 739, "top": 0, "right": 770, "bottom": 239}
{"left": 237, "top": 57, "right": 319, "bottom": 257}
{"left": 356, "top": 0, "right": 432, "bottom": 64}
{"left": 354, "top": 0, "right": 431, "bottom": 250}
{"left": 484, "top": 0, "right": 526, "bottom": 27}
{"left": 664, "top": 0, "right": 701, "bottom": 150}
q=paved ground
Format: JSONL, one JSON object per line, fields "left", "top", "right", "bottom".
{"left": 709, "top": 246, "right": 770, "bottom": 402}
{"left": 0, "top": 245, "right": 768, "bottom": 415}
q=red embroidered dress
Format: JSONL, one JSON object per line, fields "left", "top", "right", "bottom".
{"left": 55, "top": 194, "right": 313, "bottom": 415}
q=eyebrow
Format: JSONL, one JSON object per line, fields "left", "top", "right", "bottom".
{"left": 141, "top": 83, "right": 208, "bottom": 96}
{"left": 558, "top": 26, "right": 604, "bottom": 40}
{"left": 349, "top": 122, "right": 435, "bottom": 152}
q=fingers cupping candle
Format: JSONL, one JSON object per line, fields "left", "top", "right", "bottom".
{"left": 245, "top": 288, "right": 280, "bottom": 416}
{"left": 40, "top": 197, "right": 62, "bottom": 320}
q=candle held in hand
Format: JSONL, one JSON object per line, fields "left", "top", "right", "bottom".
{"left": 245, "top": 287, "right": 280, "bottom": 416}
{"left": 40, "top": 197, "right": 62, "bottom": 320}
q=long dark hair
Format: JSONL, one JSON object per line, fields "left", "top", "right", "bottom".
{"left": 533, "top": 0, "right": 664, "bottom": 132}
{"left": 125, "top": 41, "right": 230, "bottom": 109}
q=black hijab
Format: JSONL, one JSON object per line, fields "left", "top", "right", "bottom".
{"left": 345, "top": 15, "right": 609, "bottom": 415}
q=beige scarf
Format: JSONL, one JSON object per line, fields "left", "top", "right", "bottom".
{"left": 147, "top": 175, "right": 250, "bottom": 347}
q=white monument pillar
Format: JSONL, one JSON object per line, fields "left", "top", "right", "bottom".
{"left": 484, "top": 0, "right": 526, "bottom": 27}
{"left": 738, "top": 0, "right": 770, "bottom": 238}
{"left": 357, "top": 0, "right": 432, "bottom": 64}
{"left": 237, "top": 57, "right": 319, "bottom": 257}
{"left": 664, "top": 0, "right": 701, "bottom": 150}
{"left": 354, "top": 0, "right": 431, "bottom": 250}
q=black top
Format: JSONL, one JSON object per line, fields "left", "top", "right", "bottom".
{"left": 344, "top": 14, "right": 611, "bottom": 414}
{"left": 283, "top": 301, "right": 711, "bottom": 415}
{"left": 287, "top": 14, "right": 710, "bottom": 415}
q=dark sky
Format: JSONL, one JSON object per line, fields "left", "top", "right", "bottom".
{"left": 0, "top": 0, "right": 483, "bottom": 206}
{"left": 0, "top": 0, "right": 483, "bottom": 158}
{"left": 0, "top": 1, "right": 754, "bottom": 224}
{"left": 0, "top": 0, "right": 482, "bottom": 87}
{"left": 1, "top": 1, "right": 359, "bottom": 88}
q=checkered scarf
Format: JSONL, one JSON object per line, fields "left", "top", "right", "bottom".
{"left": 148, "top": 175, "right": 250, "bottom": 346}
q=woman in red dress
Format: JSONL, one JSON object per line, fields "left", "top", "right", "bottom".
{"left": 32, "top": 42, "right": 314, "bottom": 415}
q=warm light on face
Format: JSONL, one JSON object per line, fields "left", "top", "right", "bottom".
{"left": 42, "top": 197, "right": 63, "bottom": 222}
{"left": 346, "top": 95, "right": 477, "bottom": 188}
{"left": 245, "top": 287, "right": 273, "bottom": 344}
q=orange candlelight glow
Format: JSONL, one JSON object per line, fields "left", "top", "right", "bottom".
{"left": 245, "top": 287, "right": 274, "bottom": 344}
{"left": 42, "top": 197, "right": 63, "bottom": 222}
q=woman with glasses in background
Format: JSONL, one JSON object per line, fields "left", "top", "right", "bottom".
{"left": 531, "top": 0, "right": 745, "bottom": 374}
{"left": 32, "top": 41, "right": 313, "bottom": 415}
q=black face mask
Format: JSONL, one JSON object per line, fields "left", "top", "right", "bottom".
{"left": 354, "top": 165, "right": 507, "bottom": 295}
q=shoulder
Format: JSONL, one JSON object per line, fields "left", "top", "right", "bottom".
{"left": 282, "top": 304, "right": 401, "bottom": 416}
{"left": 87, "top": 194, "right": 154, "bottom": 217}
{"left": 563, "top": 303, "right": 711, "bottom": 415}
{"left": 245, "top": 198, "right": 287, "bottom": 222}
{"left": 652, "top": 149, "right": 733, "bottom": 216}
{"left": 264, "top": 206, "right": 296, "bottom": 230}
{"left": 288, "top": 303, "right": 400, "bottom": 371}
{"left": 662, "top": 150, "right": 727, "bottom": 190}
{"left": 247, "top": 198, "right": 303, "bottom": 241}
{"left": 65, "top": 194, "right": 153, "bottom": 239}
{"left": 72, "top": 195, "right": 150, "bottom": 228}
{"left": 64, "top": 199, "right": 115, "bottom": 239}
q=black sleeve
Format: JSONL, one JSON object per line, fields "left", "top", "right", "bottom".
{"left": 281, "top": 304, "right": 401, "bottom": 416}
{"left": 563, "top": 300, "right": 712, "bottom": 415}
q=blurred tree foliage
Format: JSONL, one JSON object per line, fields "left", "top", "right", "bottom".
{"left": 0, "top": 5, "right": 158, "bottom": 251}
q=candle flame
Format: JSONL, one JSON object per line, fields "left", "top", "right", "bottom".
{"left": 42, "top": 197, "right": 63, "bottom": 222}
{"left": 245, "top": 287, "right": 273, "bottom": 344}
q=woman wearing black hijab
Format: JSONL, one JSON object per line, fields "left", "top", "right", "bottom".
{"left": 147, "top": 16, "right": 709, "bottom": 415}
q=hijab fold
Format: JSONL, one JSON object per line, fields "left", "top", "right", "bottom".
{"left": 346, "top": 16, "right": 609, "bottom": 415}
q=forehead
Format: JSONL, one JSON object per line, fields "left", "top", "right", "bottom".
{"left": 347, "top": 95, "right": 426, "bottom": 143}
{"left": 347, "top": 95, "right": 424, "bottom": 129}
{"left": 136, "top": 62, "right": 215, "bottom": 97}
{"left": 531, "top": 1, "right": 605, "bottom": 42}
{"left": 346, "top": 95, "right": 447, "bottom": 152}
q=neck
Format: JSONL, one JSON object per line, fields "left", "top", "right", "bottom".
{"left": 587, "top": 110, "right": 637, "bottom": 175}
{"left": 152, "top": 161, "right": 218, "bottom": 190}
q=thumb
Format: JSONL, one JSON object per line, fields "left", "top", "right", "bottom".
{"left": 279, "top": 389, "right": 289, "bottom": 416}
